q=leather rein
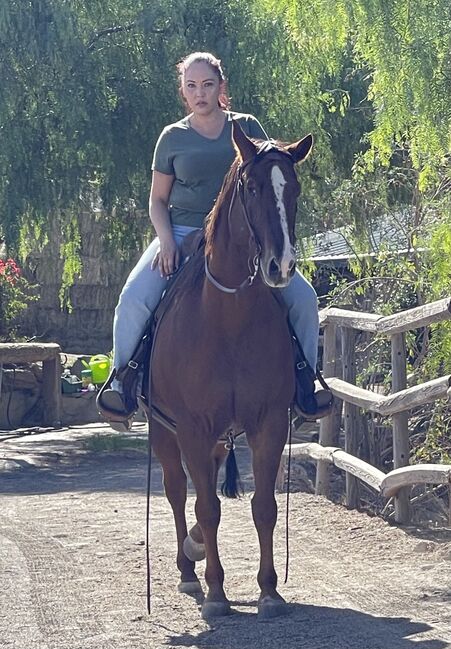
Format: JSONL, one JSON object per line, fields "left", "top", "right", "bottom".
{"left": 204, "top": 143, "right": 294, "bottom": 294}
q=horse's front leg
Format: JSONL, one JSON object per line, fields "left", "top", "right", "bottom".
{"left": 150, "top": 421, "right": 201, "bottom": 593}
{"left": 247, "top": 412, "right": 289, "bottom": 620}
{"left": 183, "top": 441, "right": 228, "bottom": 563}
{"left": 179, "top": 431, "right": 231, "bottom": 620}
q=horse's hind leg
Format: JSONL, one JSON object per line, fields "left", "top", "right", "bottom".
{"left": 150, "top": 421, "right": 202, "bottom": 593}
{"left": 183, "top": 441, "right": 228, "bottom": 563}
{"left": 247, "top": 414, "right": 289, "bottom": 620}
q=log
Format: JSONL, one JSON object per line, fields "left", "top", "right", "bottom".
{"left": 379, "top": 375, "right": 451, "bottom": 415}
{"left": 0, "top": 343, "right": 61, "bottom": 363}
{"left": 282, "top": 444, "right": 451, "bottom": 500}
{"left": 381, "top": 465, "right": 451, "bottom": 498}
{"left": 342, "top": 328, "right": 360, "bottom": 508}
{"left": 283, "top": 442, "right": 340, "bottom": 462}
{"left": 325, "top": 375, "right": 451, "bottom": 416}
{"left": 332, "top": 450, "right": 385, "bottom": 493}
{"left": 319, "top": 308, "right": 380, "bottom": 331}
{"left": 319, "top": 298, "right": 451, "bottom": 335}
{"left": 391, "top": 332, "right": 410, "bottom": 523}
{"left": 377, "top": 297, "right": 451, "bottom": 335}
{"left": 316, "top": 322, "right": 337, "bottom": 496}
{"left": 326, "top": 377, "right": 386, "bottom": 412}
{"left": 281, "top": 443, "right": 385, "bottom": 493}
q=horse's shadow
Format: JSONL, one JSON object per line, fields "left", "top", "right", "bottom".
{"left": 166, "top": 602, "right": 448, "bottom": 649}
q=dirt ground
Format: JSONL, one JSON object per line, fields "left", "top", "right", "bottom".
{"left": 0, "top": 423, "right": 450, "bottom": 649}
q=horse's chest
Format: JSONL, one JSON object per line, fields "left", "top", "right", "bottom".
{"left": 184, "top": 326, "right": 292, "bottom": 401}
{"left": 153, "top": 297, "right": 294, "bottom": 425}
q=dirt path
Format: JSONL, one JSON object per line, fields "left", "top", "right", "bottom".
{"left": 0, "top": 425, "right": 450, "bottom": 649}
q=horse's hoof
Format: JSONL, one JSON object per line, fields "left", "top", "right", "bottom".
{"left": 183, "top": 534, "right": 206, "bottom": 562}
{"left": 257, "top": 595, "right": 288, "bottom": 621}
{"left": 178, "top": 579, "right": 203, "bottom": 594}
{"left": 201, "top": 600, "right": 232, "bottom": 620}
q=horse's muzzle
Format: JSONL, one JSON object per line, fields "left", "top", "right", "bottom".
{"left": 261, "top": 255, "right": 296, "bottom": 288}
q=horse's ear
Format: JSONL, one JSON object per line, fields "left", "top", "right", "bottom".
{"left": 232, "top": 119, "right": 257, "bottom": 163}
{"left": 285, "top": 134, "right": 313, "bottom": 164}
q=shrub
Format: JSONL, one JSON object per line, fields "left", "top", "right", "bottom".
{"left": 0, "top": 258, "right": 38, "bottom": 341}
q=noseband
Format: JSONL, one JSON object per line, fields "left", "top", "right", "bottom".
{"left": 205, "top": 142, "right": 295, "bottom": 294}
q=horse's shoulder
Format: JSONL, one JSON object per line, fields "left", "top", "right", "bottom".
{"left": 154, "top": 241, "right": 204, "bottom": 325}
{"left": 179, "top": 230, "right": 205, "bottom": 259}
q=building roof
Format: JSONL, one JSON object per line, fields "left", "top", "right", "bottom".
{"left": 302, "top": 213, "right": 415, "bottom": 262}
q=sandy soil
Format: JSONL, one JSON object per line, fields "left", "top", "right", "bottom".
{"left": 0, "top": 424, "right": 450, "bottom": 649}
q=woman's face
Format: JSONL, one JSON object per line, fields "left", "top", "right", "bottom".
{"left": 181, "top": 61, "right": 223, "bottom": 116}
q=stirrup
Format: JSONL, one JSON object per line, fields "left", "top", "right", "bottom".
{"left": 295, "top": 388, "right": 334, "bottom": 421}
{"left": 96, "top": 370, "right": 135, "bottom": 430}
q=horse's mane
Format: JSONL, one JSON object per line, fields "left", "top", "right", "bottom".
{"left": 204, "top": 156, "right": 241, "bottom": 257}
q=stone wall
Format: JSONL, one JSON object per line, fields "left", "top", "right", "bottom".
{"left": 19, "top": 210, "right": 151, "bottom": 354}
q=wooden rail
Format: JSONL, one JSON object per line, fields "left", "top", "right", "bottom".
{"left": 279, "top": 297, "right": 451, "bottom": 524}
{"left": 279, "top": 442, "right": 451, "bottom": 498}
{"left": 0, "top": 343, "right": 62, "bottom": 427}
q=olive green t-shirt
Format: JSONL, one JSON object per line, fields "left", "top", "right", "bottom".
{"left": 151, "top": 111, "right": 268, "bottom": 228}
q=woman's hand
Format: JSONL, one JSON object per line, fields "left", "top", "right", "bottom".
{"left": 151, "top": 236, "right": 180, "bottom": 277}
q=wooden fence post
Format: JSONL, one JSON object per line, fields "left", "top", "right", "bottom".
{"left": 391, "top": 332, "right": 411, "bottom": 523}
{"left": 341, "top": 327, "right": 360, "bottom": 508}
{"left": 316, "top": 323, "right": 337, "bottom": 496}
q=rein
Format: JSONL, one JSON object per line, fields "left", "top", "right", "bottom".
{"left": 204, "top": 168, "right": 261, "bottom": 294}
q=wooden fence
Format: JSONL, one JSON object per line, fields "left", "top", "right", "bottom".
{"left": 278, "top": 297, "right": 451, "bottom": 524}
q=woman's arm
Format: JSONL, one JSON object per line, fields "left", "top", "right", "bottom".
{"left": 149, "top": 170, "right": 180, "bottom": 276}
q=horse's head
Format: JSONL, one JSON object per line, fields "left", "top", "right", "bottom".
{"left": 232, "top": 120, "right": 313, "bottom": 288}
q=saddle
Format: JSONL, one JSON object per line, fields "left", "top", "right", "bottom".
{"left": 97, "top": 231, "right": 333, "bottom": 425}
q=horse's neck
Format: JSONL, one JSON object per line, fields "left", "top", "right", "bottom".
{"left": 207, "top": 201, "right": 254, "bottom": 291}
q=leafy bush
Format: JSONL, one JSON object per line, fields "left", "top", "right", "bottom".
{"left": 0, "top": 258, "right": 38, "bottom": 341}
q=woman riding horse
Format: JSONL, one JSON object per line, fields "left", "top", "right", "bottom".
{"left": 99, "top": 51, "right": 331, "bottom": 427}
{"left": 146, "top": 122, "right": 314, "bottom": 619}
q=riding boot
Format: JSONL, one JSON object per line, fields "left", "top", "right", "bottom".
{"left": 96, "top": 370, "right": 138, "bottom": 432}
{"left": 97, "top": 328, "right": 152, "bottom": 430}
{"left": 293, "top": 341, "right": 333, "bottom": 421}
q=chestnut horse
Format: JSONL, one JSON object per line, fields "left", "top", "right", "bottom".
{"left": 148, "top": 121, "right": 313, "bottom": 620}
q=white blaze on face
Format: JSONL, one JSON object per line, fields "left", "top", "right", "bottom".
{"left": 271, "top": 165, "right": 296, "bottom": 278}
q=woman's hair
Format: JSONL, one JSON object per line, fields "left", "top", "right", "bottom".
{"left": 177, "top": 51, "right": 231, "bottom": 111}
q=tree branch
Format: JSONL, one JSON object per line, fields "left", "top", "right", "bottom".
{"left": 86, "top": 21, "right": 168, "bottom": 52}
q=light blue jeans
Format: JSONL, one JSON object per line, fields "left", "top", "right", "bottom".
{"left": 113, "top": 225, "right": 319, "bottom": 371}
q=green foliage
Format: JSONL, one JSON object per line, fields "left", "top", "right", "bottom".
{"left": 412, "top": 402, "right": 451, "bottom": 465}
{"left": 59, "top": 215, "right": 83, "bottom": 310}
{"left": 1, "top": 1, "right": 450, "bottom": 318}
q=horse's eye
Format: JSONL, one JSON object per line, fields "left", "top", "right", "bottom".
{"left": 247, "top": 183, "right": 257, "bottom": 197}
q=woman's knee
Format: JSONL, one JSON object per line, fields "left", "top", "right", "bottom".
{"left": 115, "top": 283, "right": 154, "bottom": 322}
{"left": 283, "top": 272, "right": 319, "bottom": 312}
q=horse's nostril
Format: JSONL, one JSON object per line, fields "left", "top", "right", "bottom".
{"left": 269, "top": 258, "right": 280, "bottom": 275}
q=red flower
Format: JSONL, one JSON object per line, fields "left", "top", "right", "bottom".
{"left": 0, "top": 258, "right": 21, "bottom": 285}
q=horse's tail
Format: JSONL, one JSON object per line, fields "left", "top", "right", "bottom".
{"left": 221, "top": 446, "right": 244, "bottom": 499}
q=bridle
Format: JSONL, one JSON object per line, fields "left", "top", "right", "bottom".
{"left": 204, "top": 142, "right": 295, "bottom": 294}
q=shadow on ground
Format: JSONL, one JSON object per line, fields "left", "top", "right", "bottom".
{"left": 0, "top": 429, "right": 254, "bottom": 497}
{"left": 164, "top": 603, "right": 447, "bottom": 649}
